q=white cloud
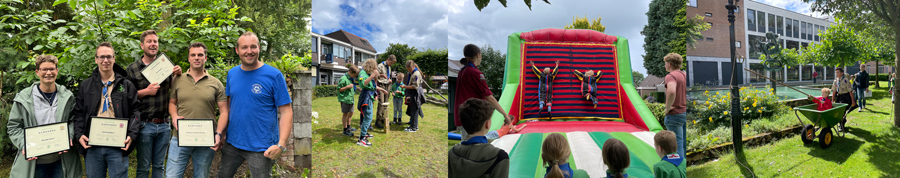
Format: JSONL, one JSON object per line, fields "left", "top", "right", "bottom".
{"left": 753, "top": 0, "right": 828, "bottom": 18}
{"left": 312, "top": 0, "right": 448, "bottom": 53}
{"left": 449, "top": 0, "right": 653, "bottom": 74}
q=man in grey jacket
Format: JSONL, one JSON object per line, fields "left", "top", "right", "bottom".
{"left": 855, "top": 64, "right": 870, "bottom": 112}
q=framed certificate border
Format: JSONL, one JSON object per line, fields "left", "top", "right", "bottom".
{"left": 177, "top": 119, "right": 216, "bottom": 147}
{"left": 24, "top": 122, "right": 70, "bottom": 158}
{"left": 140, "top": 52, "right": 175, "bottom": 84}
{"left": 87, "top": 117, "right": 129, "bottom": 148}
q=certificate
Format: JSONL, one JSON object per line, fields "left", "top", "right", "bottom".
{"left": 24, "top": 122, "right": 70, "bottom": 158}
{"left": 140, "top": 53, "right": 174, "bottom": 84}
{"left": 88, "top": 117, "right": 128, "bottom": 147}
{"left": 177, "top": 119, "right": 215, "bottom": 147}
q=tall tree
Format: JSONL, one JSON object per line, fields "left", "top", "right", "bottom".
{"left": 632, "top": 71, "right": 645, "bottom": 86}
{"left": 233, "top": 0, "right": 312, "bottom": 61}
{"left": 673, "top": 2, "right": 710, "bottom": 57}
{"left": 407, "top": 47, "right": 449, "bottom": 78}
{"left": 378, "top": 43, "right": 419, "bottom": 74}
{"left": 564, "top": 15, "right": 605, "bottom": 32}
{"left": 479, "top": 45, "right": 506, "bottom": 99}
{"left": 642, "top": 0, "right": 685, "bottom": 77}
{"left": 804, "top": 0, "right": 900, "bottom": 127}
{"left": 474, "top": 0, "right": 551, "bottom": 11}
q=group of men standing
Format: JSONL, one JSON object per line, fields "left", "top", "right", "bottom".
{"left": 8, "top": 30, "right": 294, "bottom": 178}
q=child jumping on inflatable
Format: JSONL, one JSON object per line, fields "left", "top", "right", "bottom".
{"left": 574, "top": 69, "right": 603, "bottom": 108}
{"left": 530, "top": 60, "right": 560, "bottom": 119}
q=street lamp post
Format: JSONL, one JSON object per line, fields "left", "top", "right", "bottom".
{"left": 726, "top": 0, "right": 743, "bottom": 156}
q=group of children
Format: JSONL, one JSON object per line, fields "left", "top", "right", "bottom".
{"left": 529, "top": 60, "right": 607, "bottom": 120}
{"left": 337, "top": 58, "right": 425, "bottom": 147}
{"left": 449, "top": 98, "right": 688, "bottom": 178}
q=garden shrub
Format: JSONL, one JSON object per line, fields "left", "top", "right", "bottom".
{"left": 691, "top": 86, "right": 786, "bottom": 129}
{"left": 314, "top": 85, "right": 340, "bottom": 97}
{"left": 646, "top": 102, "right": 667, "bottom": 130}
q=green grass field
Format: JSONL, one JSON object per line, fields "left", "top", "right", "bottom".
{"left": 688, "top": 82, "right": 900, "bottom": 177}
{"left": 311, "top": 95, "right": 448, "bottom": 177}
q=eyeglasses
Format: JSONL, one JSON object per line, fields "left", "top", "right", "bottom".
{"left": 96, "top": 55, "right": 114, "bottom": 61}
{"left": 38, "top": 68, "right": 57, "bottom": 72}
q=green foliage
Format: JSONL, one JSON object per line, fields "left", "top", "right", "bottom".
{"left": 563, "top": 15, "right": 605, "bottom": 32}
{"left": 233, "top": 0, "right": 312, "bottom": 61}
{"left": 690, "top": 86, "right": 785, "bottom": 129}
{"left": 480, "top": 44, "right": 506, "bottom": 99}
{"left": 646, "top": 102, "right": 666, "bottom": 130}
{"left": 407, "top": 47, "right": 449, "bottom": 77}
{"left": 758, "top": 32, "right": 798, "bottom": 70}
{"left": 632, "top": 71, "right": 644, "bottom": 85}
{"left": 378, "top": 43, "right": 418, "bottom": 73}
{"left": 673, "top": 1, "right": 710, "bottom": 54}
{"left": 270, "top": 52, "right": 310, "bottom": 80}
{"left": 313, "top": 85, "right": 339, "bottom": 97}
{"left": 473, "top": 0, "right": 551, "bottom": 11}
{"left": 642, "top": 0, "right": 693, "bottom": 77}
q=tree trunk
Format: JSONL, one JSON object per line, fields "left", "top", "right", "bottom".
{"left": 894, "top": 28, "right": 900, "bottom": 128}
{"left": 876, "top": 61, "right": 880, "bottom": 88}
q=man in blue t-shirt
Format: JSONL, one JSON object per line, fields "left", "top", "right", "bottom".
{"left": 216, "top": 31, "right": 293, "bottom": 178}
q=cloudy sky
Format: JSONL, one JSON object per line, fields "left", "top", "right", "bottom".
{"left": 448, "top": 0, "right": 653, "bottom": 74}
{"left": 312, "top": 0, "right": 449, "bottom": 53}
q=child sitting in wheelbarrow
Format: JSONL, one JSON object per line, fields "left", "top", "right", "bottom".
{"left": 807, "top": 88, "right": 833, "bottom": 111}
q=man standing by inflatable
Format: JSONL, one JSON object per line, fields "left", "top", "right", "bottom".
{"left": 662, "top": 53, "right": 687, "bottom": 157}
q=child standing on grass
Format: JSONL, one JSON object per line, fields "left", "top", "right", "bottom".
{"left": 542, "top": 133, "right": 574, "bottom": 178}
{"left": 449, "top": 98, "right": 510, "bottom": 178}
{"left": 357, "top": 59, "right": 387, "bottom": 147}
{"left": 339, "top": 64, "right": 360, "bottom": 137}
{"left": 653, "top": 130, "right": 686, "bottom": 178}
{"left": 401, "top": 60, "right": 426, "bottom": 132}
{"left": 603, "top": 138, "right": 630, "bottom": 178}
{"left": 392, "top": 73, "right": 406, "bottom": 125}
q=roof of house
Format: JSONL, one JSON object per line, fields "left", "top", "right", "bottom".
{"left": 324, "top": 30, "right": 378, "bottom": 53}
{"left": 448, "top": 59, "right": 464, "bottom": 77}
{"left": 638, "top": 75, "right": 665, "bottom": 87}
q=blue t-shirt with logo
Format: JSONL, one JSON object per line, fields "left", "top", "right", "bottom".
{"left": 225, "top": 64, "right": 292, "bottom": 152}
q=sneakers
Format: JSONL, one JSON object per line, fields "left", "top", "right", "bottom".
{"left": 342, "top": 129, "right": 354, "bottom": 137}
{"left": 348, "top": 127, "right": 357, "bottom": 132}
{"left": 357, "top": 137, "right": 372, "bottom": 147}
{"left": 404, "top": 127, "right": 418, "bottom": 132}
{"left": 364, "top": 133, "right": 375, "bottom": 138}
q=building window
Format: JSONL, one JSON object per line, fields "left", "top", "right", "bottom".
{"left": 750, "top": 63, "right": 766, "bottom": 83}
{"left": 311, "top": 37, "right": 318, "bottom": 53}
{"left": 707, "top": 22, "right": 713, "bottom": 26}
{"left": 757, "top": 11, "right": 766, "bottom": 32}
{"left": 793, "top": 20, "right": 800, "bottom": 38}
{"left": 748, "top": 35, "right": 765, "bottom": 59}
{"left": 736, "top": 41, "right": 741, "bottom": 48}
{"left": 814, "top": 25, "right": 820, "bottom": 41}
{"left": 800, "top": 22, "right": 807, "bottom": 40}
{"left": 785, "top": 18, "right": 793, "bottom": 38}
{"left": 802, "top": 65, "right": 813, "bottom": 80}
{"left": 333, "top": 74, "right": 344, "bottom": 85}
{"left": 787, "top": 40, "right": 799, "bottom": 50}
{"left": 776, "top": 16, "right": 784, "bottom": 36}
{"left": 807, "top": 23, "right": 813, "bottom": 40}
{"left": 768, "top": 14, "right": 776, "bottom": 33}
{"left": 787, "top": 66, "right": 800, "bottom": 81}
{"left": 706, "top": 37, "right": 714, "bottom": 41}
{"left": 688, "top": 0, "right": 697, "bottom": 7}
{"left": 706, "top": 13, "right": 712, "bottom": 17}
{"left": 747, "top": 9, "right": 757, "bottom": 31}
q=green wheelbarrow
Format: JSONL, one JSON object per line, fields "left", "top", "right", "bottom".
{"left": 793, "top": 103, "right": 850, "bottom": 149}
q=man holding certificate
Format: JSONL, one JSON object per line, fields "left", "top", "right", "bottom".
{"left": 72, "top": 42, "right": 142, "bottom": 178}
{"left": 165, "top": 42, "right": 228, "bottom": 178}
{"left": 7, "top": 55, "right": 83, "bottom": 178}
{"left": 216, "top": 31, "right": 293, "bottom": 178}
{"left": 125, "top": 30, "right": 183, "bottom": 178}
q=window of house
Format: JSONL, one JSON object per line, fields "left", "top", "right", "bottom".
{"left": 706, "top": 13, "right": 712, "bottom": 17}
{"left": 800, "top": 22, "right": 807, "bottom": 40}
{"left": 776, "top": 16, "right": 784, "bottom": 35}
{"left": 793, "top": 20, "right": 799, "bottom": 38}
{"left": 706, "top": 37, "right": 714, "bottom": 41}
{"left": 311, "top": 37, "right": 318, "bottom": 53}
{"left": 688, "top": 0, "right": 697, "bottom": 7}
{"left": 768, "top": 14, "right": 776, "bottom": 33}
{"left": 757, "top": 11, "right": 766, "bottom": 32}
{"left": 785, "top": 18, "right": 793, "bottom": 38}
{"left": 747, "top": 9, "right": 757, "bottom": 31}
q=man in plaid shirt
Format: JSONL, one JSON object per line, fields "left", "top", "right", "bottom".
{"left": 126, "top": 30, "right": 183, "bottom": 178}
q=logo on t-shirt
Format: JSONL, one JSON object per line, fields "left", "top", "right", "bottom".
{"left": 252, "top": 84, "right": 262, "bottom": 94}
{"left": 479, "top": 74, "right": 485, "bottom": 81}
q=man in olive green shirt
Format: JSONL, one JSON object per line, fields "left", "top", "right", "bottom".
{"left": 165, "top": 42, "right": 228, "bottom": 178}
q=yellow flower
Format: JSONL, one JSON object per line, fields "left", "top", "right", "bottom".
{"left": 746, "top": 124, "right": 749, "bottom": 127}
{"left": 706, "top": 101, "right": 710, "bottom": 105}
{"left": 753, "top": 102, "right": 757, "bottom": 107}
{"left": 693, "top": 101, "right": 697, "bottom": 105}
{"left": 716, "top": 92, "right": 720, "bottom": 95}
{"left": 693, "top": 120, "right": 697, "bottom": 124}
{"left": 724, "top": 111, "right": 728, "bottom": 115}
{"left": 709, "top": 117, "right": 713, "bottom": 122}
{"left": 705, "top": 90, "right": 709, "bottom": 94}
{"left": 744, "top": 107, "right": 749, "bottom": 111}
{"left": 758, "top": 109, "right": 762, "bottom": 113}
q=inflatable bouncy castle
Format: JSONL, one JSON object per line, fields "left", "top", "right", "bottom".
{"left": 489, "top": 28, "right": 671, "bottom": 178}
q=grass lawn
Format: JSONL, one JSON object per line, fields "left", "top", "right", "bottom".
{"left": 688, "top": 82, "right": 900, "bottom": 177}
{"left": 312, "top": 94, "right": 448, "bottom": 177}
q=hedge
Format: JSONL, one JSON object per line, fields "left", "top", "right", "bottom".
{"left": 314, "top": 85, "right": 341, "bottom": 97}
